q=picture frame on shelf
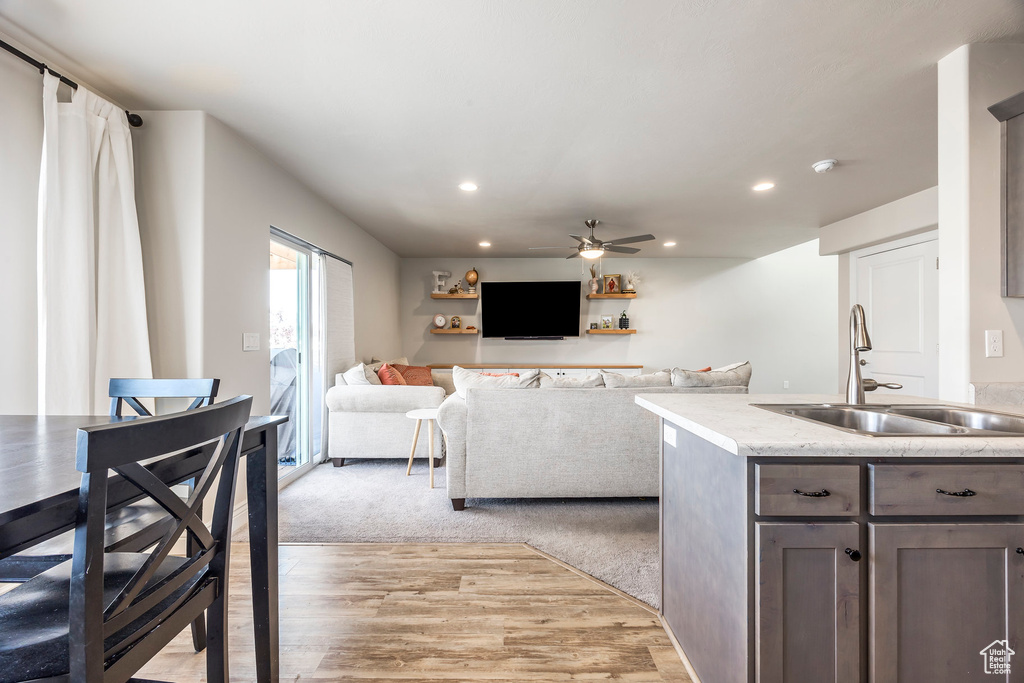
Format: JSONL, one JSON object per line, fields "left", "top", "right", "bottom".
{"left": 600, "top": 315, "right": 613, "bottom": 330}
{"left": 450, "top": 316, "right": 462, "bottom": 329}
{"left": 603, "top": 274, "right": 621, "bottom": 294}
{"left": 589, "top": 322, "right": 599, "bottom": 330}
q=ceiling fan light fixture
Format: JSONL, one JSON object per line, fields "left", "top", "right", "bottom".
{"left": 579, "top": 246, "right": 604, "bottom": 259}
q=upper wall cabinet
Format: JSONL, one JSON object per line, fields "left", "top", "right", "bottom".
{"left": 990, "top": 89, "right": 1024, "bottom": 297}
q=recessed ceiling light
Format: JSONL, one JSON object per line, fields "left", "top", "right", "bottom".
{"left": 479, "top": 241, "right": 491, "bottom": 247}
{"left": 459, "top": 182, "right": 478, "bottom": 192}
{"left": 663, "top": 241, "right": 677, "bottom": 247}
{"left": 753, "top": 182, "right": 775, "bottom": 192}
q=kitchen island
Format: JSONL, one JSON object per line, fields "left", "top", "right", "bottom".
{"left": 636, "top": 393, "right": 1024, "bottom": 683}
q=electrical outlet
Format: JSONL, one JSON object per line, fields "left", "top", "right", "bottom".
{"left": 985, "top": 330, "right": 1004, "bottom": 358}
{"left": 783, "top": 380, "right": 790, "bottom": 389}
{"left": 242, "top": 332, "right": 260, "bottom": 352}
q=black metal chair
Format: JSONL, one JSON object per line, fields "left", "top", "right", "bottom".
{"left": 0, "top": 395, "right": 252, "bottom": 683}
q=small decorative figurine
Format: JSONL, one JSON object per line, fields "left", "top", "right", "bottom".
{"left": 450, "top": 316, "right": 462, "bottom": 329}
{"left": 465, "top": 267, "right": 479, "bottom": 294}
{"left": 619, "top": 310, "right": 630, "bottom": 329}
{"left": 432, "top": 271, "right": 452, "bottom": 294}
{"left": 448, "top": 279, "right": 465, "bottom": 295}
{"left": 589, "top": 265, "right": 600, "bottom": 295}
{"left": 623, "top": 270, "right": 640, "bottom": 294}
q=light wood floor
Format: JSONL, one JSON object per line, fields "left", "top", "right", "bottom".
{"left": 136, "top": 542, "right": 692, "bottom": 682}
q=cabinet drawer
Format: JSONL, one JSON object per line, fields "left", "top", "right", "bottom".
{"left": 869, "top": 464, "right": 1024, "bottom": 516}
{"left": 755, "top": 464, "right": 860, "bottom": 516}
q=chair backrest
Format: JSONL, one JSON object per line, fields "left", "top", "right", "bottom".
{"left": 69, "top": 395, "right": 252, "bottom": 682}
{"left": 108, "top": 378, "right": 220, "bottom": 417}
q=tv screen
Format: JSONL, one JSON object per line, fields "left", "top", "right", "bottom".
{"left": 481, "top": 281, "right": 581, "bottom": 339}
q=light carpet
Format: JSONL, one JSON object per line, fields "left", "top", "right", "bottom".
{"left": 271, "top": 459, "right": 660, "bottom": 608}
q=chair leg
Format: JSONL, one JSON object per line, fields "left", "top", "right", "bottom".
{"left": 332, "top": 457, "right": 345, "bottom": 467}
{"left": 406, "top": 419, "right": 422, "bottom": 476}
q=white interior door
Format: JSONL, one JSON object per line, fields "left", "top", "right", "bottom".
{"left": 854, "top": 237, "right": 938, "bottom": 398}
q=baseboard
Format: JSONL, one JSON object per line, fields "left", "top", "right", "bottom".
{"left": 659, "top": 613, "right": 702, "bottom": 683}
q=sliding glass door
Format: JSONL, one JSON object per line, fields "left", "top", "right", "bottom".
{"left": 269, "top": 235, "right": 323, "bottom": 479}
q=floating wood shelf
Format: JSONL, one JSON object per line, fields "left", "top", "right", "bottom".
{"left": 586, "top": 293, "right": 637, "bottom": 300}
{"left": 586, "top": 329, "right": 637, "bottom": 335}
{"left": 430, "top": 328, "right": 479, "bottom": 334}
{"left": 430, "top": 293, "right": 479, "bottom": 299}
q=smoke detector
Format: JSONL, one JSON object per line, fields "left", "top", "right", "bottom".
{"left": 812, "top": 159, "right": 838, "bottom": 173}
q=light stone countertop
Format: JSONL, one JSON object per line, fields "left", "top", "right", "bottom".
{"left": 634, "top": 393, "right": 1024, "bottom": 458}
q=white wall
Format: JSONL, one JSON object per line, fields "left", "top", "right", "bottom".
{"left": 938, "top": 43, "right": 1024, "bottom": 400}
{"left": 400, "top": 240, "right": 838, "bottom": 395}
{"left": 134, "top": 112, "right": 403, "bottom": 415}
{"left": 0, "top": 47, "right": 43, "bottom": 413}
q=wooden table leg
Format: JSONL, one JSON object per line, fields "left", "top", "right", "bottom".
{"left": 428, "top": 420, "right": 435, "bottom": 489}
{"left": 406, "top": 419, "right": 422, "bottom": 476}
{"left": 245, "top": 426, "right": 279, "bottom": 683}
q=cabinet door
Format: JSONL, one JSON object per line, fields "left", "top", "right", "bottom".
{"left": 558, "top": 368, "right": 590, "bottom": 379}
{"left": 870, "top": 523, "right": 1024, "bottom": 683}
{"left": 756, "top": 522, "right": 861, "bottom": 683}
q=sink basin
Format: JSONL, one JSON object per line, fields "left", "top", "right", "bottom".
{"left": 884, "top": 406, "right": 1024, "bottom": 434}
{"left": 754, "top": 404, "right": 970, "bottom": 436}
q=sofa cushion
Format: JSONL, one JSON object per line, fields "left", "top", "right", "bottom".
{"left": 378, "top": 363, "right": 408, "bottom": 385}
{"left": 393, "top": 364, "right": 433, "bottom": 386}
{"left": 326, "top": 384, "right": 445, "bottom": 413}
{"left": 672, "top": 361, "right": 752, "bottom": 388}
{"left": 366, "top": 357, "right": 408, "bottom": 385}
{"left": 601, "top": 370, "right": 671, "bottom": 388}
{"left": 538, "top": 372, "right": 605, "bottom": 388}
{"left": 339, "top": 363, "right": 373, "bottom": 386}
{"left": 431, "top": 370, "right": 457, "bottom": 396}
{"left": 452, "top": 366, "right": 541, "bottom": 398}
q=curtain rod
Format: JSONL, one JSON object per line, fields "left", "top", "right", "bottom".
{"left": 0, "top": 37, "right": 143, "bottom": 127}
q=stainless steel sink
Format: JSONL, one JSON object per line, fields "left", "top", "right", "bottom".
{"left": 752, "top": 404, "right": 1024, "bottom": 437}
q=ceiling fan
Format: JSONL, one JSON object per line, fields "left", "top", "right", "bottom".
{"left": 529, "top": 219, "right": 656, "bottom": 259}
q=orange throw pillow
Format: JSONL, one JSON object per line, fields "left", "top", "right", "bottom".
{"left": 377, "top": 363, "right": 407, "bottom": 385}
{"left": 393, "top": 364, "right": 433, "bottom": 386}
{"left": 696, "top": 366, "right": 712, "bottom": 372}
{"left": 480, "top": 372, "right": 519, "bottom": 377}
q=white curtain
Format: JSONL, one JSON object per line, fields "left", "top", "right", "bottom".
{"left": 322, "top": 256, "right": 354, "bottom": 457}
{"left": 37, "top": 72, "right": 152, "bottom": 415}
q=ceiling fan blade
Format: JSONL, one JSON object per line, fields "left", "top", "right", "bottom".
{"left": 604, "top": 245, "right": 641, "bottom": 254}
{"left": 605, "top": 234, "right": 655, "bottom": 246}
{"left": 565, "top": 252, "right": 581, "bottom": 260}
{"left": 529, "top": 246, "right": 574, "bottom": 250}
{"left": 570, "top": 234, "right": 593, "bottom": 245}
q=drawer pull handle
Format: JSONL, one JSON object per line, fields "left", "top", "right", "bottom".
{"left": 936, "top": 488, "right": 976, "bottom": 497}
{"left": 793, "top": 488, "right": 830, "bottom": 497}
{"left": 1017, "top": 548, "right": 1024, "bottom": 555}
{"left": 845, "top": 548, "right": 862, "bottom": 562}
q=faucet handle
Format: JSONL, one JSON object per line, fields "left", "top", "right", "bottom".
{"left": 862, "top": 378, "right": 903, "bottom": 392}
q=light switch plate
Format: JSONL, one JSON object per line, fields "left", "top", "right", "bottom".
{"left": 242, "top": 332, "right": 260, "bottom": 352}
{"left": 985, "top": 329, "right": 1004, "bottom": 358}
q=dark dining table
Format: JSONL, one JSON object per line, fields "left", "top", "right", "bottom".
{"left": 0, "top": 413, "right": 286, "bottom": 683}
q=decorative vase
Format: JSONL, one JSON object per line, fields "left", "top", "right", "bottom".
{"left": 589, "top": 278, "right": 599, "bottom": 294}
{"left": 465, "top": 267, "right": 479, "bottom": 293}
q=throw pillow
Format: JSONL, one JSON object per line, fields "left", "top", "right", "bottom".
{"left": 671, "top": 361, "right": 752, "bottom": 388}
{"left": 601, "top": 370, "right": 671, "bottom": 388}
{"left": 377, "top": 363, "right": 408, "bottom": 385}
{"left": 366, "top": 356, "right": 408, "bottom": 385}
{"left": 340, "top": 363, "right": 372, "bottom": 386}
{"left": 480, "top": 371, "right": 520, "bottom": 377}
{"left": 538, "top": 372, "right": 605, "bottom": 388}
{"left": 393, "top": 364, "right": 433, "bottom": 386}
{"left": 452, "top": 366, "right": 541, "bottom": 398}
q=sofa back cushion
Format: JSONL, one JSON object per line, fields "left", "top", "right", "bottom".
{"left": 538, "top": 372, "right": 605, "bottom": 388}
{"left": 601, "top": 370, "right": 671, "bottom": 388}
{"left": 672, "top": 361, "right": 752, "bottom": 388}
{"left": 338, "top": 363, "right": 373, "bottom": 386}
{"left": 378, "top": 363, "right": 408, "bottom": 385}
{"left": 452, "top": 366, "right": 541, "bottom": 398}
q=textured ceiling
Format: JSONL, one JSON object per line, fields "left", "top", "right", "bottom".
{"left": 2, "top": 1, "right": 1023, "bottom": 258}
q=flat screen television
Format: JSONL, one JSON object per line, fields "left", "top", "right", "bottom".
{"left": 481, "top": 281, "right": 581, "bottom": 339}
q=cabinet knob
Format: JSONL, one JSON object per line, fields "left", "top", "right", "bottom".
{"left": 1016, "top": 548, "right": 1023, "bottom": 555}
{"left": 844, "top": 548, "right": 862, "bottom": 562}
{"left": 793, "top": 488, "right": 830, "bottom": 497}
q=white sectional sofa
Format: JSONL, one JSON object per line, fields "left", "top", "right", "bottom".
{"left": 437, "top": 383, "right": 748, "bottom": 510}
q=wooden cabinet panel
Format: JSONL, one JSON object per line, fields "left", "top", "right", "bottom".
{"left": 756, "top": 464, "right": 860, "bottom": 516}
{"left": 756, "top": 523, "right": 860, "bottom": 683}
{"left": 869, "top": 523, "right": 1024, "bottom": 683}
{"left": 869, "top": 464, "right": 1024, "bottom": 516}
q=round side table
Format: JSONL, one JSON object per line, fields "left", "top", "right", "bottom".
{"left": 405, "top": 408, "right": 439, "bottom": 488}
